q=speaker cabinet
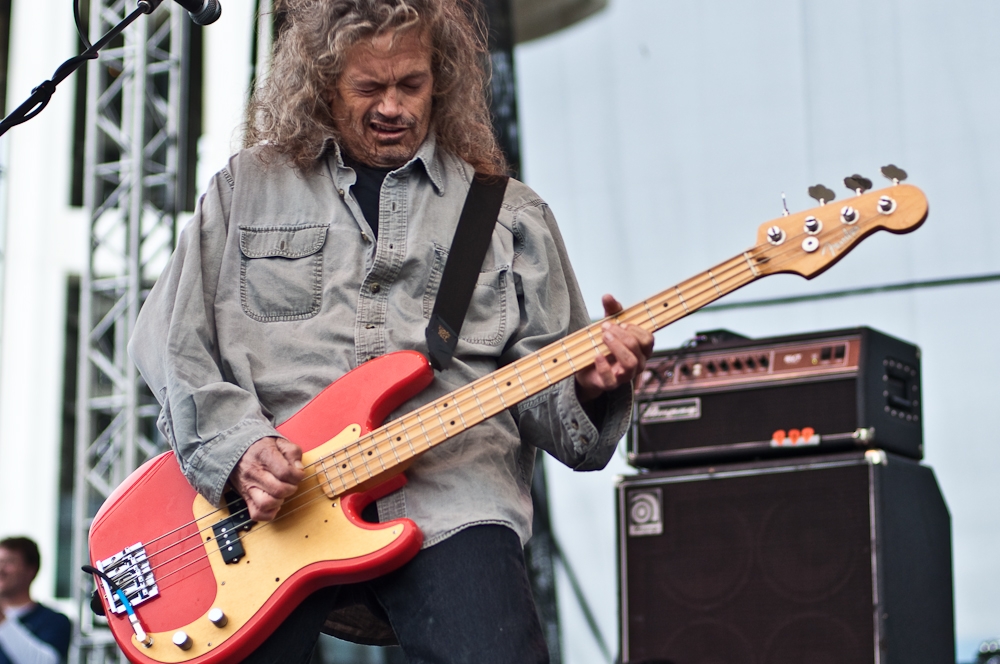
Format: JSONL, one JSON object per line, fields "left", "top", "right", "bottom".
{"left": 617, "top": 452, "right": 954, "bottom": 664}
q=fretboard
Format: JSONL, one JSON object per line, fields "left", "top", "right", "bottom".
{"left": 318, "top": 251, "right": 761, "bottom": 495}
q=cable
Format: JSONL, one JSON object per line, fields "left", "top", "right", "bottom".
{"left": 74, "top": 0, "right": 92, "bottom": 49}
{"left": 81, "top": 564, "right": 153, "bottom": 646}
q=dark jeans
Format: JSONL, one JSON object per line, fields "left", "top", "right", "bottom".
{"left": 243, "top": 524, "right": 549, "bottom": 664}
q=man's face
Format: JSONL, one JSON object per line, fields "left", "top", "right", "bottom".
{"left": 330, "top": 29, "right": 434, "bottom": 168}
{"left": 0, "top": 548, "right": 35, "bottom": 600}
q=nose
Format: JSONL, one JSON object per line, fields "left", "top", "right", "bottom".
{"left": 377, "top": 87, "right": 402, "bottom": 118}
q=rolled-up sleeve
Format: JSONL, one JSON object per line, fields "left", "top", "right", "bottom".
{"left": 128, "top": 167, "right": 279, "bottom": 506}
{"left": 501, "top": 199, "right": 633, "bottom": 471}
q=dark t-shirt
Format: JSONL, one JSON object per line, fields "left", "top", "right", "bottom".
{"left": 343, "top": 154, "right": 392, "bottom": 240}
{"left": 0, "top": 603, "right": 72, "bottom": 664}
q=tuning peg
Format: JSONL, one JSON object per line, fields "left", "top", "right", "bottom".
{"left": 808, "top": 184, "right": 836, "bottom": 205}
{"left": 881, "top": 164, "right": 908, "bottom": 184}
{"left": 844, "top": 174, "right": 872, "bottom": 195}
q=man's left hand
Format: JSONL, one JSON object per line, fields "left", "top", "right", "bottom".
{"left": 575, "top": 294, "right": 654, "bottom": 403}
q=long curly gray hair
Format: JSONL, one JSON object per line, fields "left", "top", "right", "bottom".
{"left": 245, "top": 0, "right": 507, "bottom": 175}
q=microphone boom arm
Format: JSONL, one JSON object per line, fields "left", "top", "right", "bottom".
{"left": 0, "top": 0, "right": 163, "bottom": 138}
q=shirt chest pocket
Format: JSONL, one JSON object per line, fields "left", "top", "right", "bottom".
{"left": 239, "top": 224, "right": 328, "bottom": 322}
{"left": 422, "top": 244, "right": 516, "bottom": 351}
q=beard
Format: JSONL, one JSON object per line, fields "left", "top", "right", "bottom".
{"left": 337, "top": 110, "right": 426, "bottom": 168}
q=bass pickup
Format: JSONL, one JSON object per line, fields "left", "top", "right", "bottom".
{"left": 212, "top": 493, "right": 255, "bottom": 565}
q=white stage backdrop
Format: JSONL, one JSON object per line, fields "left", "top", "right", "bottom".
{"left": 516, "top": 1, "right": 1000, "bottom": 662}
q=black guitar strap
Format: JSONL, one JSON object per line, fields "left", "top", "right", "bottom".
{"left": 425, "top": 172, "right": 509, "bottom": 371}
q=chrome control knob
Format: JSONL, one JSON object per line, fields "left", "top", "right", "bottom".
{"left": 208, "top": 608, "right": 228, "bottom": 628}
{"left": 172, "top": 631, "right": 192, "bottom": 651}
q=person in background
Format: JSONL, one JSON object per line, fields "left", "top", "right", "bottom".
{"left": 0, "top": 538, "right": 71, "bottom": 664}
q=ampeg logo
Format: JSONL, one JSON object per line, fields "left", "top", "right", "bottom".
{"left": 639, "top": 397, "right": 701, "bottom": 424}
{"left": 628, "top": 488, "right": 663, "bottom": 537}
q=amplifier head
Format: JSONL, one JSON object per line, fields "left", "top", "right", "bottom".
{"left": 629, "top": 327, "right": 923, "bottom": 468}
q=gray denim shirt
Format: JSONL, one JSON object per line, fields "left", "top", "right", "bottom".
{"left": 129, "top": 135, "right": 632, "bottom": 548}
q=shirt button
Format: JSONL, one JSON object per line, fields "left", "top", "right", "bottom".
{"left": 365, "top": 324, "right": 376, "bottom": 330}
{"left": 570, "top": 419, "right": 579, "bottom": 430}
{"left": 391, "top": 202, "right": 398, "bottom": 212}
{"left": 370, "top": 283, "right": 381, "bottom": 293}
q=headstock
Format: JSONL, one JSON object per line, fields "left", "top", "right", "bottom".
{"left": 751, "top": 182, "right": 928, "bottom": 279}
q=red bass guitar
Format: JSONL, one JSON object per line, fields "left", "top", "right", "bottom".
{"left": 88, "top": 181, "right": 928, "bottom": 663}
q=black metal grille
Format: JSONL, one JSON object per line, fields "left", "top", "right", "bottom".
{"left": 622, "top": 463, "right": 874, "bottom": 664}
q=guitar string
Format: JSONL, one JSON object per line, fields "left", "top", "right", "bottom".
{"left": 134, "top": 200, "right": 895, "bottom": 580}
{"left": 133, "top": 212, "right": 846, "bottom": 581}
{"left": 133, "top": 231, "right": 808, "bottom": 587}
{"left": 135, "top": 231, "right": 771, "bottom": 563}
{"left": 274, "top": 209, "right": 855, "bottom": 491}
{"left": 134, "top": 208, "right": 861, "bottom": 576}
{"left": 134, "top": 247, "right": 765, "bottom": 579}
{"left": 141, "top": 207, "right": 895, "bottom": 591}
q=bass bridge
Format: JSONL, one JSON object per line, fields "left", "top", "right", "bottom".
{"left": 97, "top": 543, "right": 159, "bottom": 614}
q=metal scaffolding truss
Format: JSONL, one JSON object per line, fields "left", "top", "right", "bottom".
{"left": 71, "top": 2, "right": 189, "bottom": 661}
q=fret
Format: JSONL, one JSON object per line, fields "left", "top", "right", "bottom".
{"left": 327, "top": 459, "right": 347, "bottom": 495}
{"left": 641, "top": 300, "right": 657, "bottom": 327}
{"left": 674, "top": 286, "right": 689, "bottom": 313}
{"left": 534, "top": 352, "right": 551, "bottom": 386}
{"left": 432, "top": 407, "right": 449, "bottom": 438}
{"left": 490, "top": 375, "right": 508, "bottom": 408}
{"left": 356, "top": 439, "right": 376, "bottom": 479}
{"left": 562, "top": 340, "right": 578, "bottom": 372}
{"left": 379, "top": 429, "right": 398, "bottom": 465}
{"left": 514, "top": 371, "right": 530, "bottom": 398}
{"left": 341, "top": 449, "right": 361, "bottom": 485}
{"left": 349, "top": 442, "right": 366, "bottom": 480}
{"left": 586, "top": 326, "right": 602, "bottom": 354}
{"left": 369, "top": 435, "right": 387, "bottom": 472}
{"left": 471, "top": 389, "right": 488, "bottom": 420}
{"left": 412, "top": 416, "right": 431, "bottom": 456}
{"left": 743, "top": 251, "right": 760, "bottom": 277}
{"left": 395, "top": 418, "right": 423, "bottom": 459}
{"left": 318, "top": 455, "right": 337, "bottom": 494}
{"left": 708, "top": 270, "right": 722, "bottom": 295}
{"left": 445, "top": 394, "right": 469, "bottom": 428}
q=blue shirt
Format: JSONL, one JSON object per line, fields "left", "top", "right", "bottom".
{"left": 0, "top": 604, "right": 71, "bottom": 664}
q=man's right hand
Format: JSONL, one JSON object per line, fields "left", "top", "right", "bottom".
{"left": 229, "top": 437, "right": 305, "bottom": 522}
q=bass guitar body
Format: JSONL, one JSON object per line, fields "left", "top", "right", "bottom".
{"left": 88, "top": 351, "right": 434, "bottom": 664}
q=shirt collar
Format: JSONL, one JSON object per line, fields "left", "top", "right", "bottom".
{"left": 5, "top": 602, "right": 35, "bottom": 619}
{"left": 330, "top": 133, "right": 445, "bottom": 196}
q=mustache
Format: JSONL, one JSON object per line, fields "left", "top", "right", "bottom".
{"left": 365, "top": 111, "right": 417, "bottom": 129}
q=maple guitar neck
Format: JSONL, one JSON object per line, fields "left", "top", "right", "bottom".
{"left": 313, "top": 182, "right": 928, "bottom": 498}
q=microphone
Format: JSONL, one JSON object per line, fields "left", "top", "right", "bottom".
{"left": 172, "top": 0, "right": 222, "bottom": 25}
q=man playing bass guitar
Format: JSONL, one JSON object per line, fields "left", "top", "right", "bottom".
{"left": 129, "top": 0, "right": 653, "bottom": 661}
